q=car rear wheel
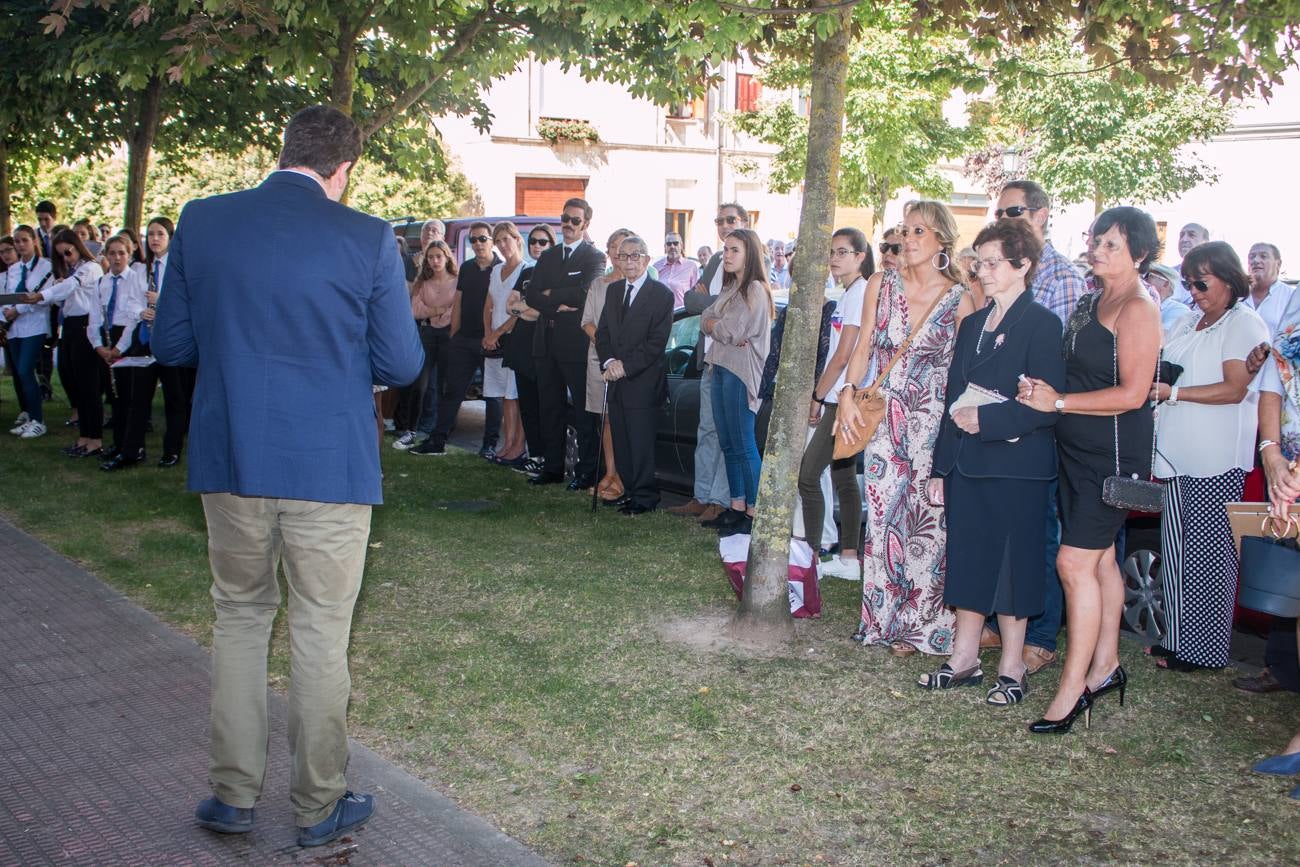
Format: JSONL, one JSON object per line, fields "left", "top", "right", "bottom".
{"left": 1122, "top": 547, "right": 1166, "bottom": 644}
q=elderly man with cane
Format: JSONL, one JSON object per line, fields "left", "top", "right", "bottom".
{"left": 596, "top": 235, "right": 674, "bottom": 515}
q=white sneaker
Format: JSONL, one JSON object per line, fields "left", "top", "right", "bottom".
{"left": 383, "top": 418, "right": 396, "bottom": 433}
{"left": 9, "top": 412, "right": 30, "bottom": 435}
{"left": 19, "top": 420, "right": 47, "bottom": 439}
{"left": 820, "top": 556, "right": 862, "bottom": 581}
{"left": 392, "top": 430, "right": 418, "bottom": 450}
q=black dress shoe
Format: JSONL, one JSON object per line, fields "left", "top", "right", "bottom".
{"left": 77, "top": 446, "right": 103, "bottom": 458}
{"left": 158, "top": 453, "right": 180, "bottom": 468}
{"left": 61, "top": 442, "right": 82, "bottom": 456}
{"left": 702, "top": 507, "right": 744, "bottom": 529}
{"left": 102, "top": 446, "right": 121, "bottom": 461}
{"left": 100, "top": 453, "right": 142, "bottom": 472}
{"left": 567, "top": 476, "right": 595, "bottom": 492}
{"left": 603, "top": 495, "right": 632, "bottom": 508}
{"left": 619, "top": 502, "right": 655, "bottom": 516}
{"left": 528, "top": 473, "right": 565, "bottom": 486}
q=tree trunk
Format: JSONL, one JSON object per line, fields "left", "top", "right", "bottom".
{"left": 329, "top": 32, "right": 358, "bottom": 115}
{"left": 124, "top": 76, "right": 163, "bottom": 238}
{"left": 0, "top": 137, "right": 10, "bottom": 236}
{"left": 1092, "top": 183, "right": 1104, "bottom": 217}
{"left": 736, "top": 6, "right": 853, "bottom": 631}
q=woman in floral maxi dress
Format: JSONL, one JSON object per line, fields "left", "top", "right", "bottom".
{"left": 834, "top": 201, "right": 975, "bottom": 656}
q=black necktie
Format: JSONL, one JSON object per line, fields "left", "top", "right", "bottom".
{"left": 562, "top": 245, "right": 570, "bottom": 262}
{"left": 622, "top": 282, "right": 633, "bottom": 314}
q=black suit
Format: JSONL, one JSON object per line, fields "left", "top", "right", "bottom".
{"left": 596, "top": 276, "right": 673, "bottom": 508}
{"left": 525, "top": 240, "right": 606, "bottom": 479}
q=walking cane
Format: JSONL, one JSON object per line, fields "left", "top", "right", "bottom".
{"left": 592, "top": 380, "right": 609, "bottom": 513}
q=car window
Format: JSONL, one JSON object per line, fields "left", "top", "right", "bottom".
{"left": 667, "top": 314, "right": 700, "bottom": 354}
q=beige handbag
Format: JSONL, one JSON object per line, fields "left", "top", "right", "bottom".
{"left": 832, "top": 289, "right": 946, "bottom": 460}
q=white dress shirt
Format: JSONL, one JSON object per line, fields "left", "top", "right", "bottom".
{"left": 3, "top": 256, "right": 55, "bottom": 339}
{"left": 1242, "top": 279, "right": 1295, "bottom": 339}
{"left": 602, "top": 272, "right": 649, "bottom": 369}
{"left": 38, "top": 260, "right": 104, "bottom": 316}
{"left": 87, "top": 267, "right": 148, "bottom": 352}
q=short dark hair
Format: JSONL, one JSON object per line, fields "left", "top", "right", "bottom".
{"left": 718, "top": 202, "right": 749, "bottom": 225}
{"left": 1251, "top": 242, "right": 1282, "bottom": 261}
{"left": 468, "top": 220, "right": 492, "bottom": 234}
{"left": 562, "top": 197, "right": 592, "bottom": 223}
{"left": 35, "top": 201, "right": 57, "bottom": 217}
{"left": 1001, "top": 180, "right": 1050, "bottom": 211}
{"left": 832, "top": 227, "right": 876, "bottom": 280}
{"left": 973, "top": 219, "right": 1044, "bottom": 285}
{"left": 1091, "top": 206, "right": 1160, "bottom": 271}
{"left": 1181, "top": 241, "right": 1249, "bottom": 307}
{"left": 277, "top": 105, "right": 363, "bottom": 179}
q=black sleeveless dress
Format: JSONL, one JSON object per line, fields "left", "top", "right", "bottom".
{"left": 1055, "top": 294, "right": 1154, "bottom": 549}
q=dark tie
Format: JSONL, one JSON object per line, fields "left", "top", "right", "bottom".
{"left": 622, "top": 282, "right": 633, "bottom": 315}
{"left": 17, "top": 261, "right": 27, "bottom": 292}
{"left": 562, "top": 245, "right": 570, "bottom": 262}
{"left": 105, "top": 275, "right": 120, "bottom": 341}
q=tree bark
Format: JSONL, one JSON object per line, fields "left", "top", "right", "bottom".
{"left": 0, "top": 137, "right": 10, "bottom": 236}
{"left": 329, "top": 31, "right": 358, "bottom": 115}
{"left": 736, "top": 5, "right": 852, "bottom": 630}
{"left": 124, "top": 76, "right": 163, "bottom": 238}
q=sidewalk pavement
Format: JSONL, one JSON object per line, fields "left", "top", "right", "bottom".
{"left": 0, "top": 514, "right": 549, "bottom": 866}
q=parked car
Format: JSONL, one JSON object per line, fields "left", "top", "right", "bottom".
{"left": 390, "top": 215, "right": 563, "bottom": 265}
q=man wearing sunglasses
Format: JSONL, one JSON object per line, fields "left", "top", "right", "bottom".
{"left": 652, "top": 232, "right": 698, "bottom": 306}
{"left": 669, "top": 203, "right": 754, "bottom": 521}
{"left": 981, "top": 179, "right": 1088, "bottom": 678}
{"left": 525, "top": 197, "right": 606, "bottom": 488}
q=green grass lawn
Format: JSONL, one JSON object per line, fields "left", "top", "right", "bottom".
{"left": 4, "top": 391, "right": 1299, "bottom": 865}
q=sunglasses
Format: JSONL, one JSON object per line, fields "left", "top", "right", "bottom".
{"left": 664, "top": 241, "right": 681, "bottom": 247}
{"left": 58, "top": 248, "right": 77, "bottom": 258}
{"left": 714, "top": 215, "right": 741, "bottom": 226}
{"left": 879, "top": 242, "right": 902, "bottom": 255}
{"left": 468, "top": 235, "right": 491, "bottom": 244}
{"left": 1187, "top": 278, "right": 1212, "bottom": 293}
{"left": 559, "top": 214, "right": 584, "bottom": 226}
{"left": 994, "top": 205, "right": 1041, "bottom": 220}
{"left": 529, "top": 237, "right": 551, "bottom": 246}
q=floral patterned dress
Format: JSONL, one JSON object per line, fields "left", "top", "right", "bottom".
{"left": 857, "top": 270, "right": 964, "bottom": 655}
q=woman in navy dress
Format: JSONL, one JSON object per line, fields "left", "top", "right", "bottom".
{"left": 922, "top": 220, "right": 1065, "bottom": 704}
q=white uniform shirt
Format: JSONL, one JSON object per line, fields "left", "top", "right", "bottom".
{"left": 88, "top": 268, "right": 148, "bottom": 352}
{"left": 3, "top": 256, "right": 55, "bottom": 338}
{"left": 38, "top": 260, "right": 104, "bottom": 316}
{"left": 1242, "top": 279, "right": 1295, "bottom": 340}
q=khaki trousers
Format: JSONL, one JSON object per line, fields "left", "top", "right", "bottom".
{"left": 201, "top": 492, "right": 371, "bottom": 826}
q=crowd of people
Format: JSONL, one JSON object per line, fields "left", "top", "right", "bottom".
{"left": 5, "top": 174, "right": 1299, "bottom": 776}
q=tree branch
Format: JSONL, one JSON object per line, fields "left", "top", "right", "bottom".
{"left": 715, "top": 0, "right": 863, "bottom": 16}
{"left": 360, "top": 4, "right": 497, "bottom": 139}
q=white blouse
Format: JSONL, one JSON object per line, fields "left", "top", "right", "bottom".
{"left": 1154, "top": 304, "right": 1269, "bottom": 478}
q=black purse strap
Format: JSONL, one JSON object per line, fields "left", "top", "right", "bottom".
{"left": 1109, "top": 306, "right": 1160, "bottom": 479}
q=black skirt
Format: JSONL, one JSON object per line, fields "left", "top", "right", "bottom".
{"left": 943, "top": 472, "right": 1049, "bottom": 618}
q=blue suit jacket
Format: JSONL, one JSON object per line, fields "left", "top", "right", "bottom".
{"left": 152, "top": 171, "right": 424, "bottom": 505}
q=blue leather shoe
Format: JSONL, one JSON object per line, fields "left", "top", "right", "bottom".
{"left": 194, "top": 796, "right": 254, "bottom": 834}
{"left": 297, "top": 791, "right": 376, "bottom": 847}
{"left": 1253, "top": 752, "right": 1300, "bottom": 776}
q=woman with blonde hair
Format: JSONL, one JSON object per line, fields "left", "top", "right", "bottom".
{"left": 396, "top": 239, "right": 458, "bottom": 451}
{"left": 835, "top": 200, "right": 977, "bottom": 656}
{"left": 483, "top": 221, "right": 528, "bottom": 466}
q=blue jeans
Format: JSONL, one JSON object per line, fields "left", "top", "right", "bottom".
{"left": 693, "top": 367, "right": 732, "bottom": 506}
{"left": 8, "top": 335, "right": 45, "bottom": 423}
{"left": 710, "top": 366, "right": 760, "bottom": 506}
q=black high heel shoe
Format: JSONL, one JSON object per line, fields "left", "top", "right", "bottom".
{"left": 1028, "top": 689, "right": 1093, "bottom": 735}
{"left": 1090, "top": 665, "right": 1127, "bottom": 706}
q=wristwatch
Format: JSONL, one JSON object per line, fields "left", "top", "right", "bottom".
{"left": 1166, "top": 385, "right": 1180, "bottom": 406}
{"left": 1054, "top": 397, "right": 1066, "bottom": 413}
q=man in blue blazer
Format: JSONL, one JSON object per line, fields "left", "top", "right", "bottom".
{"left": 153, "top": 106, "right": 424, "bottom": 848}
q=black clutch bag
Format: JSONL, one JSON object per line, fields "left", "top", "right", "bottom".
{"left": 1158, "top": 360, "right": 1183, "bottom": 385}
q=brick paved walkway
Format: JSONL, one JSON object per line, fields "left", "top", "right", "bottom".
{"left": 0, "top": 515, "right": 549, "bottom": 866}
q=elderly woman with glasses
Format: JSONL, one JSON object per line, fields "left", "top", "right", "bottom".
{"left": 920, "top": 219, "right": 1065, "bottom": 703}
{"left": 1146, "top": 242, "right": 1268, "bottom": 673}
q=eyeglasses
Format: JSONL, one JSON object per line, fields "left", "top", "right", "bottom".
{"left": 1187, "top": 278, "right": 1212, "bottom": 293}
{"left": 714, "top": 215, "right": 741, "bottom": 226}
{"left": 830, "top": 247, "right": 858, "bottom": 258}
{"left": 879, "top": 242, "right": 902, "bottom": 255}
{"left": 468, "top": 235, "right": 490, "bottom": 244}
{"left": 994, "top": 205, "right": 1041, "bottom": 220}
{"left": 559, "top": 214, "right": 584, "bottom": 226}
{"left": 615, "top": 253, "right": 644, "bottom": 262}
{"left": 529, "top": 237, "right": 551, "bottom": 247}
{"left": 974, "top": 257, "right": 1014, "bottom": 271}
